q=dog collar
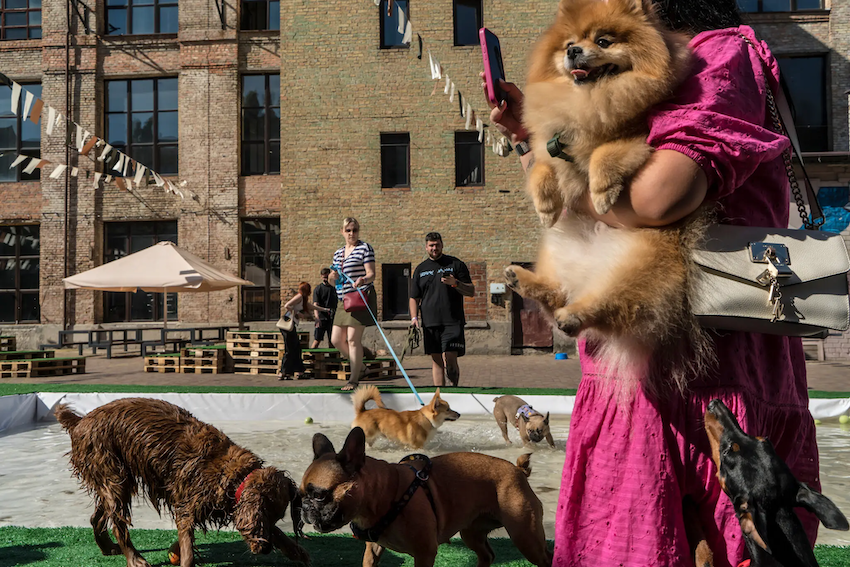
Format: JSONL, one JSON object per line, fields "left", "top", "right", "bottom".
{"left": 235, "top": 469, "right": 260, "bottom": 504}
{"left": 547, "top": 134, "right": 573, "bottom": 162}
{"left": 350, "top": 454, "right": 437, "bottom": 542}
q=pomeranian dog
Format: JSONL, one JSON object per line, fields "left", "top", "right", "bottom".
{"left": 351, "top": 385, "right": 461, "bottom": 449}
{"left": 507, "top": 0, "right": 710, "bottom": 392}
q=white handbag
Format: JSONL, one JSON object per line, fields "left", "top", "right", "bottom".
{"left": 692, "top": 44, "right": 850, "bottom": 338}
{"left": 275, "top": 311, "right": 295, "bottom": 332}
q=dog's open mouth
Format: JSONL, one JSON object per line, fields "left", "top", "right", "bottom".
{"left": 570, "top": 64, "right": 618, "bottom": 84}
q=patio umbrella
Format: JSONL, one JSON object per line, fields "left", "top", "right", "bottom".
{"left": 63, "top": 241, "right": 254, "bottom": 327}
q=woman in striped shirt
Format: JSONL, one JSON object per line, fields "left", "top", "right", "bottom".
{"left": 329, "top": 217, "right": 377, "bottom": 391}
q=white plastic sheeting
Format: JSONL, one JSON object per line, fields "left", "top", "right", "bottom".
{"left": 0, "top": 392, "right": 845, "bottom": 433}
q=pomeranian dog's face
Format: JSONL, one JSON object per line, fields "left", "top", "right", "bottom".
{"left": 535, "top": 0, "right": 667, "bottom": 85}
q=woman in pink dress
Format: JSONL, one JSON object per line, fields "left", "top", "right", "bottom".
{"left": 486, "top": 1, "right": 819, "bottom": 565}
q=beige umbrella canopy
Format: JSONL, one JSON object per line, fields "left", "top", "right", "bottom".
{"left": 63, "top": 241, "right": 253, "bottom": 326}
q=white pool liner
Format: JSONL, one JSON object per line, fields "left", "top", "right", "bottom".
{"left": 1, "top": 392, "right": 846, "bottom": 433}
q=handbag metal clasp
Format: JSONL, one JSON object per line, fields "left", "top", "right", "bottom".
{"left": 750, "top": 242, "right": 792, "bottom": 281}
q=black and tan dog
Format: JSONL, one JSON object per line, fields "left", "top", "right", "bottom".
{"left": 300, "top": 427, "right": 553, "bottom": 567}
{"left": 704, "top": 399, "right": 849, "bottom": 567}
{"left": 492, "top": 395, "right": 555, "bottom": 448}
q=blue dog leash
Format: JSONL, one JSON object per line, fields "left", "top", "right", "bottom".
{"left": 332, "top": 265, "right": 424, "bottom": 406}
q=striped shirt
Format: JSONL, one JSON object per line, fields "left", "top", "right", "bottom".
{"left": 333, "top": 241, "right": 375, "bottom": 300}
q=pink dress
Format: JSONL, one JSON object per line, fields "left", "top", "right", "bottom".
{"left": 553, "top": 26, "right": 820, "bottom": 567}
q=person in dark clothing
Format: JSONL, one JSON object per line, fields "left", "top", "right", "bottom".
{"left": 278, "top": 281, "right": 331, "bottom": 380}
{"left": 311, "top": 268, "right": 337, "bottom": 348}
{"left": 409, "top": 232, "right": 475, "bottom": 387}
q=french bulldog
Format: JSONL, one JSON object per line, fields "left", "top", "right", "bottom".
{"left": 493, "top": 395, "right": 555, "bottom": 448}
{"left": 300, "top": 427, "right": 553, "bottom": 567}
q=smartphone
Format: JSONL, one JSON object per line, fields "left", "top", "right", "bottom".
{"left": 480, "top": 28, "right": 507, "bottom": 106}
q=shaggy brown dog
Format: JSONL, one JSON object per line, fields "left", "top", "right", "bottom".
{"left": 55, "top": 398, "right": 309, "bottom": 567}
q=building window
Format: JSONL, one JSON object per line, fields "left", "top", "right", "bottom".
{"left": 453, "top": 0, "right": 481, "bottom": 46}
{"left": 380, "top": 132, "right": 410, "bottom": 188}
{"left": 383, "top": 263, "right": 410, "bottom": 320}
{"left": 0, "top": 225, "right": 39, "bottom": 323}
{"left": 379, "top": 0, "right": 408, "bottom": 49}
{"left": 0, "top": 83, "right": 41, "bottom": 182}
{"left": 455, "top": 131, "right": 484, "bottom": 186}
{"left": 241, "top": 0, "right": 279, "bottom": 30}
{"left": 242, "top": 74, "right": 280, "bottom": 176}
{"left": 778, "top": 55, "right": 828, "bottom": 152}
{"left": 736, "top": 0, "right": 821, "bottom": 11}
{"left": 104, "top": 221, "right": 178, "bottom": 322}
{"left": 241, "top": 219, "right": 281, "bottom": 321}
{"left": 106, "top": 0, "right": 178, "bottom": 35}
{"left": 0, "top": 0, "right": 41, "bottom": 40}
{"left": 105, "top": 78, "right": 178, "bottom": 176}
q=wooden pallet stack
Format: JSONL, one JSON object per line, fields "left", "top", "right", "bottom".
{"left": 181, "top": 345, "right": 228, "bottom": 374}
{"left": 144, "top": 353, "right": 181, "bottom": 373}
{"left": 227, "top": 331, "right": 284, "bottom": 375}
{"left": 333, "top": 357, "right": 400, "bottom": 382}
{"left": 0, "top": 336, "right": 16, "bottom": 352}
{"left": 301, "top": 348, "right": 343, "bottom": 378}
{"left": 1, "top": 355, "right": 86, "bottom": 378}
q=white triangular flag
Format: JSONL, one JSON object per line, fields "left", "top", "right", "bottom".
{"left": 112, "top": 153, "right": 125, "bottom": 172}
{"left": 122, "top": 157, "right": 129, "bottom": 177}
{"left": 23, "top": 157, "right": 42, "bottom": 174}
{"left": 134, "top": 164, "right": 146, "bottom": 185}
{"left": 75, "top": 124, "right": 84, "bottom": 151}
{"left": 397, "top": 6, "right": 405, "bottom": 34}
{"left": 11, "top": 82, "right": 21, "bottom": 115}
{"left": 125, "top": 177, "right": 134, "bottom": 191}
{"left": 46, "top": 107, "right": 57, "bottom": 136}
{"left": 449, "top": 82, "right": 455, "bottom": 103}
{"left": 373, "top": 0, "right": 379, "bottom": 5}
{"left": 54, "top": 113, "right": 63, "bottom": 132}
{"left": 428, "top": 51, "right": 437, "bottom": 79}
{"left": 22, "top": 91, "right": 34, "bottom": 121}
{"left": 476, "top": 119, "right": 484, "bottom": 142}
{"left": 465, "top": 104, "right": 473, "bottom": 130}
{"left": 70, "top": 167, "right": 78, "bottom": 177}
{"left": 402, "top": 20, "right": 412, "bottom": 45}
{"left": 94, "top": 172, "right": 102, "bottom": 187}
{"left": 444, "top": 76, "right": 450, "bottom": 95}
{"left": 49, "top": 164, "right": 67, "bottom": 179}
{"left": 460, "top": 95, "right": 466, "bottom": 117}
{"left": 104, "top": 175, "right": 112, "bottom": 183}
{"left": 97, "top": 144, "right": 113, "bottom": 162}
{"left": 152, "top": 171, "right": 165, "bottom": 187}
{"left": 10, "top": 154, "right": 28, "bottom": 168}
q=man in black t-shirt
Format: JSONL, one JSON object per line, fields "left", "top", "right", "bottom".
{"left": 409, "top": 232, "right": 475, "bottom": 387}
{"left": 311, "top": 267, "right": 337, "bottom": 348}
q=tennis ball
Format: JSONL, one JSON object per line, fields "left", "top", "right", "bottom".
{"left": 168, "top": 551, "right": 180, "bottom": 566}
{"left": 839, "top": 415, "right": 850, "bottom": 425}
{"left": 305, "top": 416, "right": 314, "bottom": 424}
{"left": 814, "top": 419, "right": 822, "bottom": 426}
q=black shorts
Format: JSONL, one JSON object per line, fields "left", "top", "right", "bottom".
{"left": 314, "top": 318, "right": 333, "bottom": 342}
{"left": 423, "top": 324, "right": 465, "bottom": 357}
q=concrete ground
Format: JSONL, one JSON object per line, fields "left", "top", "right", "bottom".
{"left": 9, "top": 350, "right": 850, "bottom": 392}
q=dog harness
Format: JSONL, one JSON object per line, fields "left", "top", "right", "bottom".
{"left": 350, "top": 454, "right": 438, "bottom": 542}
{"left": 516, "top": 404, "right": 540, "bottom": 421}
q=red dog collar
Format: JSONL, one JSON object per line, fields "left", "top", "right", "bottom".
{"left": 235, "top": 470, "right": 259, "bottom": 504}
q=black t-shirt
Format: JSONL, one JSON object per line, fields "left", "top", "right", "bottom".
{"left": 410, "top": 254, "right": 472, "bottom": 327}
{"left": 313, "top": 282, "right": 337, "bottom": 321}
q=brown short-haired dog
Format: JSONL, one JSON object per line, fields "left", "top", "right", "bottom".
{"left": 300, "top": 427, "right": 553, "bottom": 567}
{"left": 492, "top": 395, "right": 555, "bottom": 448}
{"left": 55, "top": 398, "right": 309, "bottom": 567}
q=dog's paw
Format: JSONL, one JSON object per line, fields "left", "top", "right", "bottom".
{"left": 555, "top": 308, "right": 583, "bottom": 336}
{"left": 504, "top": 439, "right": 513, "bottom": 446}
{"left": 504, "top": 266, "right": 521, "bottom": 290}
{"left": 532, "top": 193, "right": 564, "bottom": 228}
{"left": 590, "top": 185, "right": 622, "bottom": 216}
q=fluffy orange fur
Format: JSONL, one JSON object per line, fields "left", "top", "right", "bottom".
{"left": 509, "top": 0, "right": 710, "bottom": 393}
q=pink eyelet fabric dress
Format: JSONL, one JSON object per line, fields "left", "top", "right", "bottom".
{"left": 553, "top": 26, "right": 820, "bottom": 567}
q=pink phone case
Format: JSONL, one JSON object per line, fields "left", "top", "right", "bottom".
{"left": 479, "top": 28, "right": 504, "bottom": 106}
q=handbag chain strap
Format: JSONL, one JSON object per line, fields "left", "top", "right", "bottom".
{"left": 740, "top": 34, "right": 824, "bottom": 231}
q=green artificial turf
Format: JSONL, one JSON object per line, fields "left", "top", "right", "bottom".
{"left": 1, "top": 527, "right": 847, "bottom": 567}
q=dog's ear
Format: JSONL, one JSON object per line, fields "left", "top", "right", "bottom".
{"left": 609, "top": 0, "right": 654, "bottom": 16}
{"left": 544, "top": 412, "right": 550, "bottom": 425}
{"left": 796, "top": 482, "right": 850, "bottom": 531}
{"left": 773, "top": 506, "right": 820, "bottom": 567}
{"left": 737, "top": 500, "right": 772, "bottom": 554}
{"left": 312, "top": 433, "right": 336, "bottom": 461}
{"left": 337, "top": 427, "right": 366, "bottom": 474}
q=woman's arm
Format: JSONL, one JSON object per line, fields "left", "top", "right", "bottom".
{"left": 306, "top": 301, "right": 331, "bottom": 313}
{"left": 353, "top": 262, "right": 376, "bottom": 288}
{"left": 283, "top": 295, "right": 302, "bottom": 311}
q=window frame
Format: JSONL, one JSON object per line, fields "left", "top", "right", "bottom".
{"left": 103, "top": 221, "right": 178, "bottom": 323}
{"left": 455, "top": 130, "right": 484, "bottom": 187}
{"left": 105, "top": 0, "right": 179, "bottom": 36}
{"left": 0, "top": 224, "right": 40, "bottom": 324}
{"left": 382, "top": 263, "right": 411, "bottom": 321}
{"left": 380, "top": 132, "right": 411, "bottom": 189}
{"left": 240, "top": 218, "right": 281, "bottom": 322}
{"left": 736, "top": 0, "right": 822, "bottom": 12}
{"left": 0, "top": 0, "right": 42, "bottom": 40}
{"left": 452, "top": 0, "right": 482, "bottom": 47}
{"left": 0, "top": 82, "right": 42, "bottom": 182}
{"left": 240, "top": 0, "right": 280, "bottom": 31}
{"left": 241, "top": 73, "right": 281, "bottom": 176}
{"left": 379, "top": 0, "right": 409, "bottom": 50}
{"left": 777, "top": 53, "right": 830, "bottom": 152}
{"left": 105, "top": 77, "right": 179, "bottom": 176}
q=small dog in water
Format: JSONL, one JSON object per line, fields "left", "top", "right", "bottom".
{"left": 492, "top": 395, "right": 555, "bottom": 448}
{"left": 506, "top": 0, "right": 709, "bottom": 392}
{"left": 55, "top": 398, "right": 309, "bottom": 567}
{"left": 300, "top": 427, "right": 553, "bottom": 567}
{"left": 351, "top": 385, "right": 459, "bottom": 449}
{"left": 703, "top": 400, "right": 849, "bottom": 567}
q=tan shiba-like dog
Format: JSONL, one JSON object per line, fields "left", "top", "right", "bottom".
{"left": 506, "top": 0, "right": 710, "bottom": 392}
{"left": 351, "top": 385, "right": 460, "bottom": 449}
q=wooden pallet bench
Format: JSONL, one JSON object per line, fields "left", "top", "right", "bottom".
{"left": 144, "top": 353, "right": 181, "bottom": 373}
{"left": 0, "top": 336, "right": 16, "bottom": 352}
{"left": 233, "top": 364, "right": 280, "bottom": 375}
{"left": 0, "top": 350, "right": 54, "bottom": 361}
{"left": 229, "top": 347, "right": 282, "bottom": 359}
{"left": 227, "top": 338, "right": 285, "bottom": 350}
{"left": 0, "top": 370, "right": 29, "bottom": 379}
{"left": 333, "top": 358, "right": 399, "bottom": 381}
{"left": 181, "top": 344, "right": 227, "bottom": 373}
{"left": 301, "top": 348, "right": 343, "bottom": 378}
{"left": 27, "top": 357, "right": 87, "bottom": 377}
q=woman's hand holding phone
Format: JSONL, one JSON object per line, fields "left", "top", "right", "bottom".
{"left": 481, "top": 74, "right": 529, "bottom": 144}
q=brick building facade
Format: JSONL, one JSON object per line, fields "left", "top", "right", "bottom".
{"left": 1, "top": 0, "right": 850, "bottom": 356}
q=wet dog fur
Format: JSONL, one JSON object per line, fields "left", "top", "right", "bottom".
{"left": 351, "top": 385, "right": 460, "bottom": 449}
